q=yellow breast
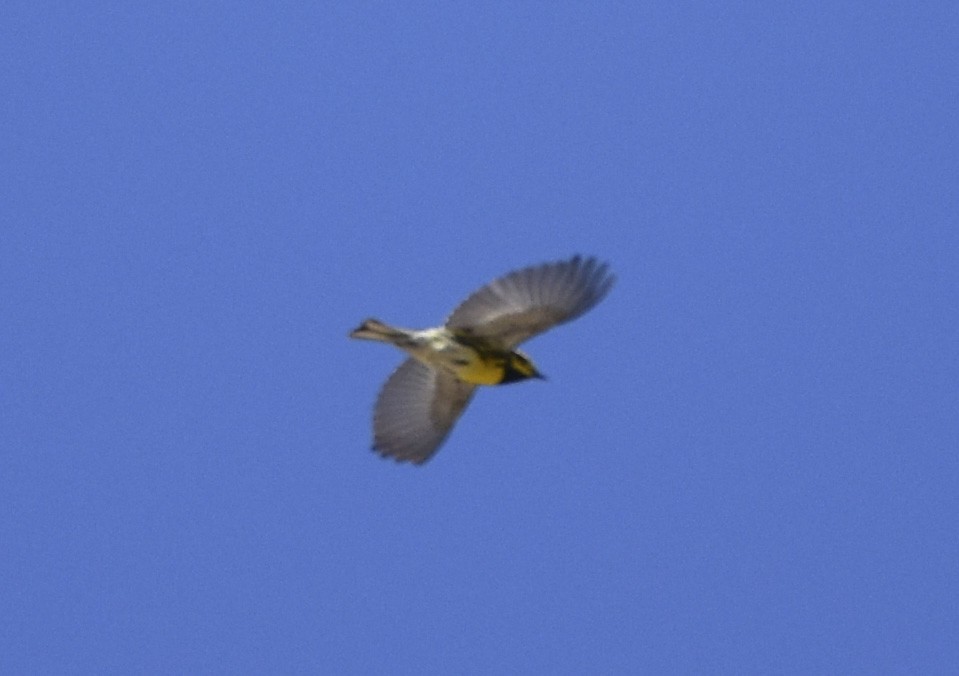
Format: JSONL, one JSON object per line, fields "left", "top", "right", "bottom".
{"left": 452, "top": 357, "right": 506, "bottom": 385}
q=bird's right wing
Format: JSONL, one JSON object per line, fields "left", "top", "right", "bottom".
{"left": 445, "top": 255, "right": 615, "bottom": 348}
{"left": 372, "top": 358, "right": 476, "bottom": 464}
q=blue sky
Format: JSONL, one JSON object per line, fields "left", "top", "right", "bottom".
{"left": 3, "top": 3, "right": 957, "bottom": 673}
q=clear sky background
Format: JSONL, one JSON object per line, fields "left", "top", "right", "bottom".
{"left": 3, "top": 3, "right": 957, "bottom": 674}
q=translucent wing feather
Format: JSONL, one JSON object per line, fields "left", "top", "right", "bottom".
{"left": 372, "top": 358, "right": 476, "bottom": 464}
{"left": 445, "top": 255, "right": 615, "bottom": 347}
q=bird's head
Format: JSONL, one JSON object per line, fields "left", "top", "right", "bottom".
{"left": 501, "top": 351, "right": 546, "bottom": 384}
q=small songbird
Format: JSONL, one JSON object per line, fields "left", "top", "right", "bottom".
{"left": 349, "top": 255, "right": 615, "bottom": 464}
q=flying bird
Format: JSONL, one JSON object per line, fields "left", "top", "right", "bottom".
{"left": 349, "top": 255, "right": 615, "bottom": 464}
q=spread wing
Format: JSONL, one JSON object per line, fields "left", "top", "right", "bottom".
{"left": 371, "top": 358, "right": 476, "bottom": 464}
{"left": 445, "top": 255, "right": 615, "bottom": 348}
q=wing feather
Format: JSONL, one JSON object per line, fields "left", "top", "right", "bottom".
{"left": 372, "top": 358, "right": 476, "bottom": 464}
{"left": 445, "top": 255, "right": 615, "bottom": 347}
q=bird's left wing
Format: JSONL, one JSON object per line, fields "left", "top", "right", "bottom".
{"left": 372, "top": 358, "right": 476, "bottom": 464}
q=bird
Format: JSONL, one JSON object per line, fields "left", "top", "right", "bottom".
{"left": 349, "top": 255, "right": 615, "bottom": 464}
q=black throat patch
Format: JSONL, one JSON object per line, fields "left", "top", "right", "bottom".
{"left": 499, "top": 360, "right": 533, "bottom": 384}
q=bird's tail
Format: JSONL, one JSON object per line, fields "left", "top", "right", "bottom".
{"left": 349, "top": 318, "right": 411, "bottom": 343}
